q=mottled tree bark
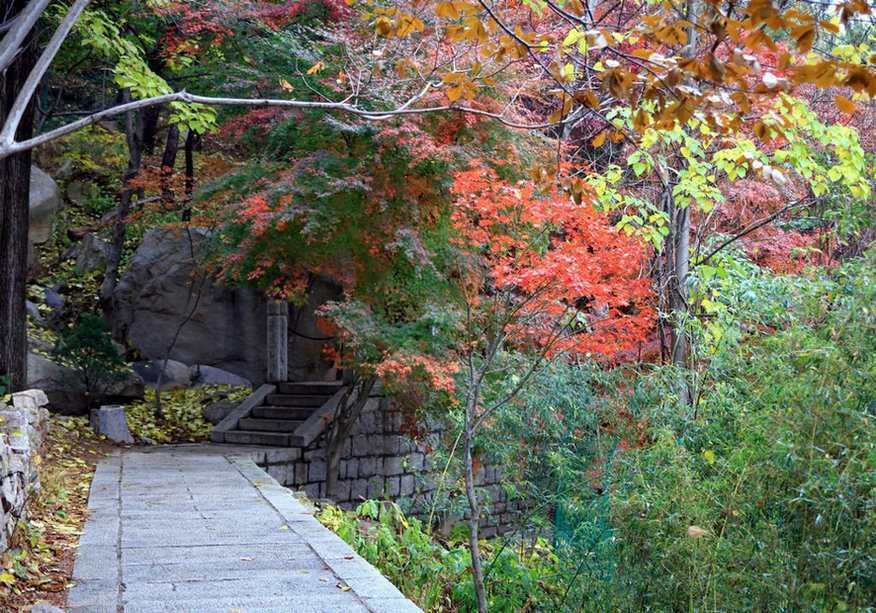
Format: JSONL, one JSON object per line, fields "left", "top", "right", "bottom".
{"left": 0, "top": 2, "right": 37, "bottom": 388}
{"left": 100, "top": 90, "right": 143, "bottom": 315}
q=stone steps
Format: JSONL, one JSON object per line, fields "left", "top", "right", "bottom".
{"left": 277, "top": 381, "right": 343, "bottom": 396}
{"left": 265, "top": 394, "right": 328, "bottom": 407}
{"left": 222, "top": 430, "right": 294, "bottom": 446}
{"left": 238, "top": 417, "right": 305, "bottom": 432}
{"left": 251, "top": 406, "right": 315, "bottom": 420}
{"left": 213, "top": 381, "right": 343, "bottom": 448}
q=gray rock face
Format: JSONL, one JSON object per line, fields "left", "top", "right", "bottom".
{"left": 39, "top": 286, "right": 65, "bottom": 310}
{"left": 25, "top": 352, "right": 143, "bottom": 414}
{"left": 27, "top": 240, "right": 41, "bottom": 281}
{"left": 71, "top": 232, "right": 111, "bottom": 272}
{"left": 90, "top": 405, "right": 135, "bottom": 444}
{"left": 191, "top": 364, "right": 252, "bottom": 388}
{"left": 26, "top": 351, "right": 87, "bottom": 415}
{"left": 114, "top": 228, "right": 267, "bottom": 383}
{"left": 202, "top": 400, "right": 237, "bottom": 425}
{"left": 132, "top": 359, "right": 191, "bottom": 390}
{"left": 106, "top": 370, "right": 146, "bottom": 401}
{"left": 29, "top": 165, "right": 63, "bottom": 244}
{"left": 26, "top": 300, "right": 45, "bottom": 326}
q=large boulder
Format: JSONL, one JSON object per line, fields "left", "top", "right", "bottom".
{"left": 26, "top": 351, "right": 87, "bottom": 415}
{"left": 28, "top": 166, "right": 63, "bottom": 244}
{"left": 190, "top": 364, "right": 251, "bottom": 387}
{"left": 113, "top": 228, "right": 268, "bottom": 383}
{"left": 201, "top": 400, "right": 237, "bottom": 425}
{"left": 70, "top": 232, "right": 111, "bottom": 272}
{"left": 132, "top": 359, "right": 191, "bottom": 391}
{"left": 106, "top": 370, "right": 146, "bottom": 402}
{"left": 26, "top": 352, "right": 143, "bottom": 415}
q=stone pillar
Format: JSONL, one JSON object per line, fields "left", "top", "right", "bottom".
{"left": 266, "top": 300, "right": 288, "bottom": 383}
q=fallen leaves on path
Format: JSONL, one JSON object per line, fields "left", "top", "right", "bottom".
{"left": 0, "top": 416, "right": 115, "bottom": 612}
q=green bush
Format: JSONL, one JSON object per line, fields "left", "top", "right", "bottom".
{"left": 602, "top": 253, "right": 876, "bottom": 612}
{"left": 319, "top": 500, "right": 560, "bottom": 612}
{"left": 52, "top": 314, "right": 127, "bottom": 408}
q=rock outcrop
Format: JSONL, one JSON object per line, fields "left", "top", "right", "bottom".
{"left": 26, "top": 351, "right": 145, "bottom": 415}
{"left": 28, "top": 165, "right": 63, "bottom": 244}
{"left": 113, "top": 227, "right": 267, "bottom": 383}
{"left": 70, "top": 232, "right": 111, "bottom": 272}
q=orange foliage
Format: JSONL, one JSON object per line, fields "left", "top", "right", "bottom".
{"left": 451, "top": 163, "right": 654, "bottom": 359}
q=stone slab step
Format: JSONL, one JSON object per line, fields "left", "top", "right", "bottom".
{"left": 222, "top": 430, "right": 291, "bottom": 447}
{"left": 252, "top": 406, "right": 315, "bottom": 420}
{"left": 238, "top": 417, "right": 304, "bottom": 433}
{"left": 277, "top": 381, "right": 342, "bottom": 396}
{"left": 266, "top": 394, "right": 330, "bottom": 407}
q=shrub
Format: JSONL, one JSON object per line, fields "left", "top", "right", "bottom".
{"left": 603, "top": 252, "right": 876, "bottom": 612}
{"left": 52, "top": 314, "right": 127, "bottom": 408}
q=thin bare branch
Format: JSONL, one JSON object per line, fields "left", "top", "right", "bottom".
{"left": 0, "top": 0, "right": 51, "bottom": 75}
{"left": 0, "top": 0, "right": 92, "bottom": 148}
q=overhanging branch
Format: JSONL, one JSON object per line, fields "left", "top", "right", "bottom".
{"left": 0, "top": 90, "right": 556, "bottom": 160}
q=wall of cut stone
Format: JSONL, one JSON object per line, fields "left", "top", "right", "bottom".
{"left": 258, "top": 395, "right": 523, "bottom": 538}
{"left": 0, "top": 390, "right": 50, "bottom": 553}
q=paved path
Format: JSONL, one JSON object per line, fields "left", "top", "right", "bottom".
{"left": 67, "top": 445, "right": 422, "bottom": 613}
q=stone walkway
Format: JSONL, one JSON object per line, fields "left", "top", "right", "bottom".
{"left": 67, "top": 445, "right": 422, "bottom": 613}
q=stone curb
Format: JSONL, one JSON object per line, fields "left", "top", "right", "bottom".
{"left": 226, "top": 454, "right": 424, "bottom": 613}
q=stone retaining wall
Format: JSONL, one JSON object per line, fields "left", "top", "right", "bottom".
{"left": 256, "top": 395, "right": 522, "bottom": 538}
{"left": 0, "top": 389, "right": 50, "bottom": 553}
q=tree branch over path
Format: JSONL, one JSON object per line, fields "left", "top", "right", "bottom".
{"left": 0, "top": 0, "right": 90, "bottom": 149}
{"left": 0, "top": 0, "right": 556, "bottom": 161}
{"left": 0, "top": 0, "right": 51, "bottom": 75}
{"left": 0, "top": 89, "right": 560, "bottom": 160}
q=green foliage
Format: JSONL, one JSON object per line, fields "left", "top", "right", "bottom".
{"left": 125, "top": 385, "right": 250, "bottom": 443}
{"left": 597, "top": 251, "right": 876, "bottom": 612}
{"left": 0, "top": 375, "right": 12, "bottom": 396}
{"left": 318, "top": 501, "right": 560, "bottom": 612}
{"left": 52, "top": 314, "right": 126, "bottom": 407}
{"left": 57, "top": 125, "right": 128, "bottom": 183}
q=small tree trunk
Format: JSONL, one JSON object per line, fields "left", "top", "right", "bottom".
{"left": 324, "top": 376, "right": 375, "bottom": 501}
{"left": 182, "top": 128, "right": 196, "bottom": 221}
{"left": 100, "top": 90, "right": 143, "bottom": 314}
{"left": 0, "top": 4, "right": 37, "bottom": 388}
{"left": 160, "top": 122, "right": 180, "bottom": 209}
{"left": 669, "top": 198, "right": 690, "bottom": 369}
{"left": 141, "top": 104, "right": 161, "bottom": 155}
{"left": 463, "top": 412, "right": 489, "bottom": 613}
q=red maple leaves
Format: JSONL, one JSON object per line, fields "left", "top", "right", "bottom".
{"left": 451, "top": 163, "right": 654, "bottom": 359}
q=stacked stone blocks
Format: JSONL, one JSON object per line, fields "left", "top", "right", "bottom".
{"left": 258, "top": 396, "right": 525, "bottom": 536}
{"left": 0, "top": 389, "right": 50, "bottom": 553}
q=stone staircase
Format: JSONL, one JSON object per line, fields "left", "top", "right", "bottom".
{"left": 211, "top": 381, "right": 345, "bottom": 447}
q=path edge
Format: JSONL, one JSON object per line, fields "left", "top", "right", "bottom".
{"left": 226, "top": 453, "right": 424, "bottom": 613}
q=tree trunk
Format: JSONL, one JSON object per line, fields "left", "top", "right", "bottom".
{"left": 142, "top": 104, "right": 161, "bottom": 155}
{"left": 324, "top": 376, "right": 375, "bottom": 501}
{"left": 160, "top": 122, "right": 180, "bottom": 209}
{"left": 0, "top": 3, "right": 37, "bottom": 388}
{"left": 100, "top": 90, "right": 143, "bottom": 314}
{"left": 669, "top": 197, "right": 690, "bottom": 368}
{"left": 463, "top": 414, "right": 489, "bottom": 613}
{"left": 670, "top": 0, "right": 697, "bottom": 369}
{"left": 182, "top": 128, "right": 196, "bottom": 221}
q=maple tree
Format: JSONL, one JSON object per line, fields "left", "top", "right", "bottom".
{"left": 1, "top": 0, "right": 875, "bottom": 388}
{"left": 443, "top": 162, "right": 653, "bottom": 611}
